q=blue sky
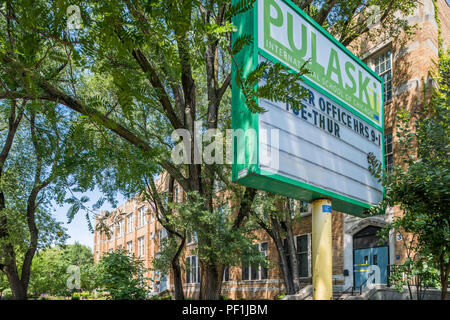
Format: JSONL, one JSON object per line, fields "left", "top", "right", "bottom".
{"left": 52, "top": 188, "right": 126, "bottom": 250}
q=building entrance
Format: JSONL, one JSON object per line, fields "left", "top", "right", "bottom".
{"left": 353, "top": 226, "right": 388, "bottom": 289}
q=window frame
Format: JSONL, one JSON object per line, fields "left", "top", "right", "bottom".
{"left": 368, "top": 48, "right": 393, "bottom": 103}
{"left": 384, "top": 130, "right": 394, "bottom": 172}
{"left": 288, "top": 199, "right": 311, "bottom": 218}
{"left": 296, "top": 234, "right": 312, "bottom": 278}
{"left": 223, "top": 266, "right": 231, "bottom": 282}
{"left": 137, "top": 206, "right": 146, "bottom": 228}
{"left": 284, "top": 234, "right": 312, "bottom": 279}
{"left": 186, "top": 255, "right": 200, "bottom": 284}
{"left": 158, "top": 228, "right": 168, "bottom": 251}
{"left": 127, "top": 213, "right": 134, "bottom": 233}
{"left": 186, "top": 231, "right": 198, "bottom": 246}
{"left": 137, "top": 236, "right": 145, "bottom": 258}
{"left": 241, "top": 242, "right": 269, "bottom": 281}
{"left": 116, "top": 219, "right": 124, "bottom": 237}
{"left": 127, "top": 241, "right": 133, "bottom": 256}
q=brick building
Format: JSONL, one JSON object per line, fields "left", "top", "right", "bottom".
{"left": 93, "top": 0, "right": 450, "bottom": 299}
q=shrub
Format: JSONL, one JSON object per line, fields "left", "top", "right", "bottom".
{"left": 2, "top": 288, "right": 12, "bottom": 299}
{"left": 96, "top": 249, "right": 150, "bottom": 300}
{"left": 276, "top": 293, "right": 286, "bottom": 300}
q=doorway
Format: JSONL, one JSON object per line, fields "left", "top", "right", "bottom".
{"left": 353, "top": 226, "right": 388, "bottom": 289}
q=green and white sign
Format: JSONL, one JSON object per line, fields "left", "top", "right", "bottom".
{"left": 259, "top": 0, "right": 383, "bottom": 127}
{"left": 232, "top": 0, "right": 384, "bottom": 216}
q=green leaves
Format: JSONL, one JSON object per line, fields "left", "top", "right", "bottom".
{"left": 225, "top": 0, "right": 256, "bottom": 20}
{"left": 234, "top": 59, "right": 311, "bottom": 113}
{"left": 96, "top": 248, "right": 150, "bottom": 300}
{"left": 368, "top": 50, "right": 450, "bottom": 298}
{"left": 65, "top": 195, "right": 89, "bottom": 224}
{"left": 231, "top": 34, "right": 253, "bottom": 55}
{"left": 28, "top": 243, "right": 96, "bottom": 297}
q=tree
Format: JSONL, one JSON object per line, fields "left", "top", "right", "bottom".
{"left": 0, "top": 0, "right": 420, "bottom": 299}
{"left": 144, "top": 176, "right": 267, "bottom": 300}
{"left": 0, "top": 272, "right": 8, "bottom": 296}
{"left": 143, "top": 174, "right": 186, "bottom": 300}
{"left": 385, "top": 234, "right": 440, "bottom": 300}
{"left": 250, "top": 192, "right": 310, "bottom": 295}
{"left": 96, "top": 248, "right": 149, "bottom": 300}
{"left": 368, "top": 48, "right": 450, "bottom": 300}
{"left": 0, "top": 97, "right": 82, "bottom": 299}
{"left": 29, "top": 243, "right": 96, "bottom": 297}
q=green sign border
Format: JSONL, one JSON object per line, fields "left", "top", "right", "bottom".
{"left": 231, "top": 0, "right": 385, "bottom": 217}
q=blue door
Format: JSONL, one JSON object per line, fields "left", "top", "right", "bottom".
{"left": 354, "top": 246, "right": 388, "bottom": 289}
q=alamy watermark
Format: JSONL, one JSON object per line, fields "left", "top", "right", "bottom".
{"left": 66, "top": 265, "right": 80, "bottom": 291}
{"left": 170, "top": 121, "right": 280, "bottom": 171}
{"left": 366, "top": 5, "right": 381, "bottom": 29}
{"left": 67, "top": 5, "right": 83, "bottom": 31}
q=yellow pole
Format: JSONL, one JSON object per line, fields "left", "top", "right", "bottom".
{"left": 312, "top": 198, "right": 333, "bottom": 300}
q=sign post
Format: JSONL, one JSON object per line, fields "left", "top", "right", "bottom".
{"left": 312, "top": 199, "right": 332, "bottom": 300}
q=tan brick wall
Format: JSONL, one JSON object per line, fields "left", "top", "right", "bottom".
{"left": 94, "top": 199, "right": 345, "bottom": 299}
{"left": 332, "top": 211, "right": 344, "bottom": 278}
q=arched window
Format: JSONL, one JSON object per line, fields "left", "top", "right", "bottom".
{"left": 353, "top": 226, "right": 387, "bottom": 250}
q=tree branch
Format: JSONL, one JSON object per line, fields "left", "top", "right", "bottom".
{"left": 340, "top": 0, "right": 396, "bottom": 47}
{"left": 315, "top": 0, "right": 339, "bottom": 26}
{"left": 232, "top": 187, "right": 257, "bottom": 229}
{"left": 131, "top": 48, "right": 183, "bottom": 130}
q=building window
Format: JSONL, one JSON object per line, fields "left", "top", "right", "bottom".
{"left": 288, "top": 199, "right": 310, "bottom": 217}
{"left": 158, "top": 228, "right": 168, "bottom": 251}
{"left": 223, "top": 266, "right": 230, "bottom": 282}
{"left": 174, "top": 185, "right": 180, "bottom": 202}
{"left": 149, "top": 203, "right": 156, "bottom": 222}
{"left": 109, "top": 224, "right": 115, "bottom": 239}
{"left": 285, "top": 234, "right": 312, "bottom": 278}
{"left": 296, "top": 235, "right": 310, "bottom": 277}
{"left": 127, "top": 213, "right": 134, "bottom": 233}
{"left": 155, "top": 271, "right": 167, "bottom": 292}
{"left": 127, "top": 241, "right": 133, "bottom": 256}
{"left": 116, "top": 219, "right": 124, "bottom": 237}
{"left": 138, "top": 206, "right": 146, "bottom": 228}
{"left": 186, "top": 256, "right": 200, "bottom": 284}
{"left": 242, "top": 242, "right": 268, "bottom": 281}
{"left": 385, "top": 131, "right": 394, "bottom": 171}
{"left": 187, "top": 231, "right": 198, "bottom": 245}
{"left": 371, "top": 50, "right": 392, "bottom": 102}
{"left": 138, "top": 236, "right": 145, "bottom": 258}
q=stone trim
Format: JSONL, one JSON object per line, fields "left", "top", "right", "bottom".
{"left": 359, "top": 40, "right": 392, "bottom": 61}
{"left": 393, "top": 78, "right": 421, "bottom": 97}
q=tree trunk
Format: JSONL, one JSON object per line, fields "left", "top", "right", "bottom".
{"left": 442, "top": 277, "right": 448, "bottom": 300}
{"left": 199, "top": 262, "right": 223, "bottom": 300}
{"left": 2, "top": 259, "right": 27, "bottom": 300}
{"left": 9, "top": 276, "right": 26, "bottom": 300}
{"left": 148, "top": 175, "right": 186, "bottom": 300}
{"left": 171, "top": 259, "right": 184, "bottom": 300}
{"left": 269, "top": 216, "right": 295, "bottom": 295}
{"left": 274, "top": 238, "right": 295, "bottom": 295}
{"left": 285, "top": 227, "right": 300, "bottom": 293}
{"left": 440, "top": 259, "right": 450, "bottom": 300}
{"left": 282, "top": 201, "right": 300, "bottom": 293}
{"left": 170, "top": 234, "right": 185, "bottom": 300}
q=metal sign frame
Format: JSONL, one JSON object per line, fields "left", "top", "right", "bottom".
{"left": 231, "top": 0, "right": 385, "bottom": 216}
